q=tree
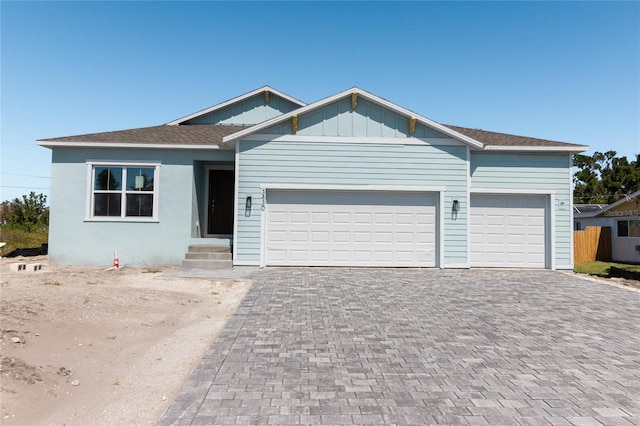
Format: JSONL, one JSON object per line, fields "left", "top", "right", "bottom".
{"left": 573, "top": 151, "right": 640, "bottom": 204}
{"left": 1, "top": 192, "right": 49, "bottom": 232}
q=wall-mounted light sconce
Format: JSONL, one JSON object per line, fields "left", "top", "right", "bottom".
{"left": 245, "top": 196, "right": 252, "bottom": 217}
{"left": 452, "top": 199, "right": 460, "bottom": 212}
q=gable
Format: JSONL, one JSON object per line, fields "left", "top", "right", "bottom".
{"left": 260, "top": 97, "right": 450, "bottom": 139}
{"left": 182, "top": 92, "right": 301, "bottom": 126}
{"left": 596, "top": 194, "right": 640, "bottom": 218}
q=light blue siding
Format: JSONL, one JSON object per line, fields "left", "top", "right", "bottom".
{"left": 185, "top": 94, "right": 299, "bottom": 125}
{"left": 236, "top": 140, "right": 468, "bottom": 266}
{"left": 263, "top": 98, "right": 449, "bottom": 139}
{"left": 471, "top": 152, "right": 573, "bottom": 268}
{"left": 49, "top": 148, "right": 234, "bottom": 266}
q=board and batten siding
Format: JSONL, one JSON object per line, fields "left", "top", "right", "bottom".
{"left": 264, "top": 97, "right": 449, "bottom": 139}
{"left": 470, "top": 152, "right": 573, "bottom": 269}
{"left": 49, "top": 147, "right": 234, "bottom": 266}
{"left": 185, "top": 94, "right": 299, "bottom": 126}
{"left": 236, "top": 140, "right": 468, "bottom": 266}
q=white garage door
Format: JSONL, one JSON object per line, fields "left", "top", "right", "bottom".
{"left": 470, "top": 194, "right": 547, "bottom": 268}
{"left": 265, "top": 190, "right": 436, "bottom": 267}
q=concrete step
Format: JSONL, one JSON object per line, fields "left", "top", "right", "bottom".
{"left": 187, "top": 245, "right": 231, "bottom": 253}
{"left": 185, "top": 252, "right": 232, "bottom": 260}
{"left": 181, "top": 259, "right": 233, "bottom": 270}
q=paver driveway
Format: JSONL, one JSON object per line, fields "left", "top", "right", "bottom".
{"left": 160, "top": 269, "right": 640, "bottom": 425}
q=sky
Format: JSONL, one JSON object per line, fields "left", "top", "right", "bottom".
{"left": 1, "top": 1, "right": 639, "bottom": 203}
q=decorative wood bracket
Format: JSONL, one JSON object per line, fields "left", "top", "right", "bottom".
{"left": 409, "top": 116, "right": 416, "bottom": 135}
{"left": 292, "top": 114, "right": 298, "bottom": 133}
{"left": 352, "top": 91, "right": 358, "bottom": 110}
{"left": 264, "top": 89, "right": 270, "bottom": 104}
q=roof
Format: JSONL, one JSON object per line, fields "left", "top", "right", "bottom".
{"left": 574, "top": 190, "right": 640, "bottom": 218}
{"left": 37, "top": 86, "right": 588, "bottom": 152}
{"left": 37, "top": 125, "right": 249, "bottom": 149}
{"left": 220, "top": 87, "right": 587, "bottom": 152}
{"left": 573, "top": 204, "right": 608, "bottom": 215}
{"left": 446, "top": 125, "right": 585, "bottom": 150}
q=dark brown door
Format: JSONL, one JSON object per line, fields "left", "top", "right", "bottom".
{"left": 208, "top": 169, "right": 234, "bottom": 234}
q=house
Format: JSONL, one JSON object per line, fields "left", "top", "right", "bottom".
{"left": 574, "top": 190, "right": 640, "bottom": 263}
{"left": 38, "top": 86, "right": 587, "bottom": 269}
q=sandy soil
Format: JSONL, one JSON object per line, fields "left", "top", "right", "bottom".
{"left": 0, "top": 256, "right": 252, "bottom": 425}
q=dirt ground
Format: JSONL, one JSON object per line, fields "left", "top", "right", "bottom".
{"left": 0, "top": 256, "right": 252, "bottom": 425}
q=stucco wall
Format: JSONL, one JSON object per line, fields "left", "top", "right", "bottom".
{"left": 48, "top": 147, "right": 233, "bottom": 266}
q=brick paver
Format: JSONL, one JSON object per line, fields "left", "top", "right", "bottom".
{"left": 159, "top": 269, "right": 640, "bottom": 425}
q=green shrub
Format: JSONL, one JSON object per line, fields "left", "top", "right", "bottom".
{"left": 0, "top": 226, "right": 48, "bottom": 256}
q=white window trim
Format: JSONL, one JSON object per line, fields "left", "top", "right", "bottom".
{"left": 85, "top": 161, "right": 161, "bottom": 222}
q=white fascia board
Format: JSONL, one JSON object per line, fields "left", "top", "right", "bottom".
{"left": 167, "top": 86, "right": 306, "bottom": 126}
{"left": 483, "top": 145, "right": 588, "bottom": 152}
{"left": 223, "top": 87, "right": 485, "bottom": 149}
{"left": 471, "top": 188, "right": 556, "bottom": 195}
{"left": 37, "top": 141, "right": 224, "bottom": 150}
{"left": 243, "top": 134, "right": 463, "bottom": 146}
{"left": 260, "top": 183, "right": 446, "bottom": 193}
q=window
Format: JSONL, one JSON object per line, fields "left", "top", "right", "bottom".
{"left": 574, "top": 221, "right": 582, "bottom": 231}
{"left": 617, "top": 219, "right": 640, "bottom": 237}
{"left": 88, "top": 163, "right": 159, "bottom": 221}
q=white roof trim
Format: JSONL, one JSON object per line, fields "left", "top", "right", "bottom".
{"left": 37, "top": 141, "right": 225, "bottom": 150}
{"left": 577, "top": 189, "right": 640, "bottom": 218}
{"left": 166, "top": 86, "right": 306, "bottom": 125}
{"left": 222, "top": 87, "right": 485, "bottom": 149}
{"left": 483, "top": 145, "right": 588, "bottom": 153}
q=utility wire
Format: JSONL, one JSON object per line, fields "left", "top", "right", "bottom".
{"left": 0, "top": 185, "right": 50, "bottom": 189}
{"left": 0, "top": 172, "right": 51, "bottom": 179}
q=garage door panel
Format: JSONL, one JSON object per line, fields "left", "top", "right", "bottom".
{"left": 396, "top": 232, "right": 414, "bottom": 244}
{"left": 471, "top": 194, "right": 546, "bottom": 268}
{"left": 268, "top": 249, "right": 286, "bottom": 261}
{"left": 269, "top": 211, "right": 287, "bottom": 223}
{"left": 396, "top": 213, "right": 414, "bottom": 224}
{"left": 289, "top": 231, "right": 308, "bottom": 242}
{"left": 266, "top": 190, "right": 436, "bottom": 267}
{"left": 375, "top": 213, "right": 393, "bottom": 224}
{"left": 290, "top": 212, "right": 309, "bottom": 223}
{"left": 268, "top": 230, "right": 287, "bottom": 243}
{"left": 311, "top": 212, "right": 330, "bottom": 224}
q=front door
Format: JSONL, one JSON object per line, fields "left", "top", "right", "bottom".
{"left": 207, "top": 169, "right": 234, "bottom": 235}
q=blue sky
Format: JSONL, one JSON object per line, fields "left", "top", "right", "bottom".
{"left": 1, "top": 1, "right": 639, "bottom": 203}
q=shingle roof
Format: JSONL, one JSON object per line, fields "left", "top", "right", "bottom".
{"left": 446, "top": 125, "right": 578, "bottom": 148}
{"left": 38, "top": 125, "right": 250, "bottom": 146}
{"left": 38, "top": 122, "right": 583, "bottom": 151}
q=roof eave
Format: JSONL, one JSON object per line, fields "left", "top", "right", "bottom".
{"left": 482, "top": 145, "right": 588, "bottom": 153}
{"left": 36, "top": 140, "right": 225, "bottom": 150}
